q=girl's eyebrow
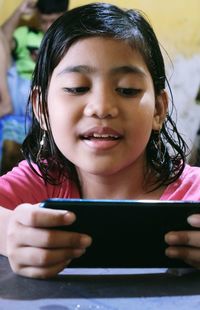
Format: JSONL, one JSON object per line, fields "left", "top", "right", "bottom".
{"left": 110, "top": 65, "right": 147, "bottom": 77}
{"left": 57, "top": 65, "right": 147, "bottom": 77}
{"left": 57, "top": 65, "right": 94, "bottom": 76}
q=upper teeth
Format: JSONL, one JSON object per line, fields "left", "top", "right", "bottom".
{"left": 93, "top": 133, "right": 118, "bottom": 138}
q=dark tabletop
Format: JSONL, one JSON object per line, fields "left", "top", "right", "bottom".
{"left": 1, "top": 255, "right": 200, "bottom": 309}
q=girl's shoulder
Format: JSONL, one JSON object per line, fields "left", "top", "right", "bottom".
{"left": 0, "top": 160, "right": 79, "bottom": 209}
{"left": 161, "top": 164, "right": 200, "bottom": 201}
{"left": 1, "top": 159, "right": 39, "bottom": 181}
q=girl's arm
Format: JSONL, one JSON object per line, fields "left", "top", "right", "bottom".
{"left": 0, "top": 207, "right": 12, "bottom": 256}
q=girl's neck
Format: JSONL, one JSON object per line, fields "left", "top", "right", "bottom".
{"left": 77, "top": 164, "right": 166, "bottom": 200}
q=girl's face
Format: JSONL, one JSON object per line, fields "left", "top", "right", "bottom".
{"left": 46, "top": 37, "right": 167, "bottom": 177}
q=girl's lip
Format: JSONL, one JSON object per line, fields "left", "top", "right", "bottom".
{"left": 79, "top": 126, "right": 123, "bottom": 151}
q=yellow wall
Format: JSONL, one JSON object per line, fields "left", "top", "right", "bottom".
{"left": 0, "top": 0, "right": 200, "bottom": 56}
{"left": 0, "top": 0, "right": 22, "bottom": 21}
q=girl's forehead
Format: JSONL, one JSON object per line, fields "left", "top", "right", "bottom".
{"left": 50, "top": 36, "right": 152, "bottom": 85}
{"left": 55, "top": 36, "right": 147, "bottom": 70}
{"left": 64, "top": 36, "right": 137, "bottom": 54}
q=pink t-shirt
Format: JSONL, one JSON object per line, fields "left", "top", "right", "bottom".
{"left": 160, "top": 164, "right": 200, "bottom": 201}
{"left": 0, "top": 160, "right": 199, "bottom": 209}
{"left": 0, "top": 161, "right": 80, "bottom": 209}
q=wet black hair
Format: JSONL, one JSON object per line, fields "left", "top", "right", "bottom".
{"left": 36, "top": 0, "right": 69, "bottom": 14}
{"left": 22, "top": 2, "right": 188, "bottom": 194}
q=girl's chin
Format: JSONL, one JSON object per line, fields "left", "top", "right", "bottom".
{"left": 77, "top": 164, "right": 124, "bottom": 177}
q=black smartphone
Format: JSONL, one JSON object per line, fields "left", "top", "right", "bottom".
{"left": 40, "top": 199, "right": 200, "bottom": 268}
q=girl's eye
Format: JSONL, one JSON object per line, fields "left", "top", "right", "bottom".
{"left": 116, "top": 88, "right": 141, "bottom": 97}
{"left": 63, "top": 87, "right": 89, "bottom": 95}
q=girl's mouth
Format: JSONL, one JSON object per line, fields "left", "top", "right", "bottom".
{"left": 81, "top": 133, "right": 120, "bottom": 140}
{"left": 80, "top": 127, "right": 122, "bottom": 150}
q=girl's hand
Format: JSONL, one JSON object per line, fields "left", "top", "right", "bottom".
{"left": 165, "top": 214, "right": 200, "bottom": 268}
{"left": 6, "top": 203, "right": 92, "bottom": 279}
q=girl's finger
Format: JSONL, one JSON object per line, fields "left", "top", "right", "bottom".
{"left": 165, "top": 246, "right": 200, "bottom": 268}
{"left": 7, "top": 223, "right": 92, "bottom": 249}
{"left": 187, "top": 214, "right": 200, "bottom": 228}
{"left": 165, "top": 231, "right": 200, "bottom": 248}
{"left": 8, "top": 246, "right": 85, "bottom": 268}
{"left": 13, "top": 203, "right": 76, "bottom": 227}
{"left": 13, "top": 261, "right": 69, "bottom": 279}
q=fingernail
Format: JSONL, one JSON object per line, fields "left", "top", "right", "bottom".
{"left": 187, "top": 215, "right": 200, "bottom": 227}
{"left": 165, "top": 248, "right": 179, "bottom": 258}
{"left": 165, "top": 233, "right": 179, "bottom": 244}
{"left": 63, "top": 211, "right": 76, "bottom": 219}
{"left": 80, "top": 235, "right": 92, "bottom": 247}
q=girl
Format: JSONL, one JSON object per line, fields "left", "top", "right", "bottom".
{"left": 0, "top": 2, "right": 200, "bottom": 279}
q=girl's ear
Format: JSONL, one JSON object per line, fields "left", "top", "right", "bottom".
{"left": 152, "top": 90, "right": 168, "bottom": 131}
{"left": 32, "top": 87, "right": 47, "bottom": 130}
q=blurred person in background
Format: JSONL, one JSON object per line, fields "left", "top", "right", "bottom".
{"left": 0, "top": 0, "right": 69, "bottom": 174}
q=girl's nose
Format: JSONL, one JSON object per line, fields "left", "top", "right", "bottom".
{"left": 83, "top": 89, "right": 119, "bottom": 119}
